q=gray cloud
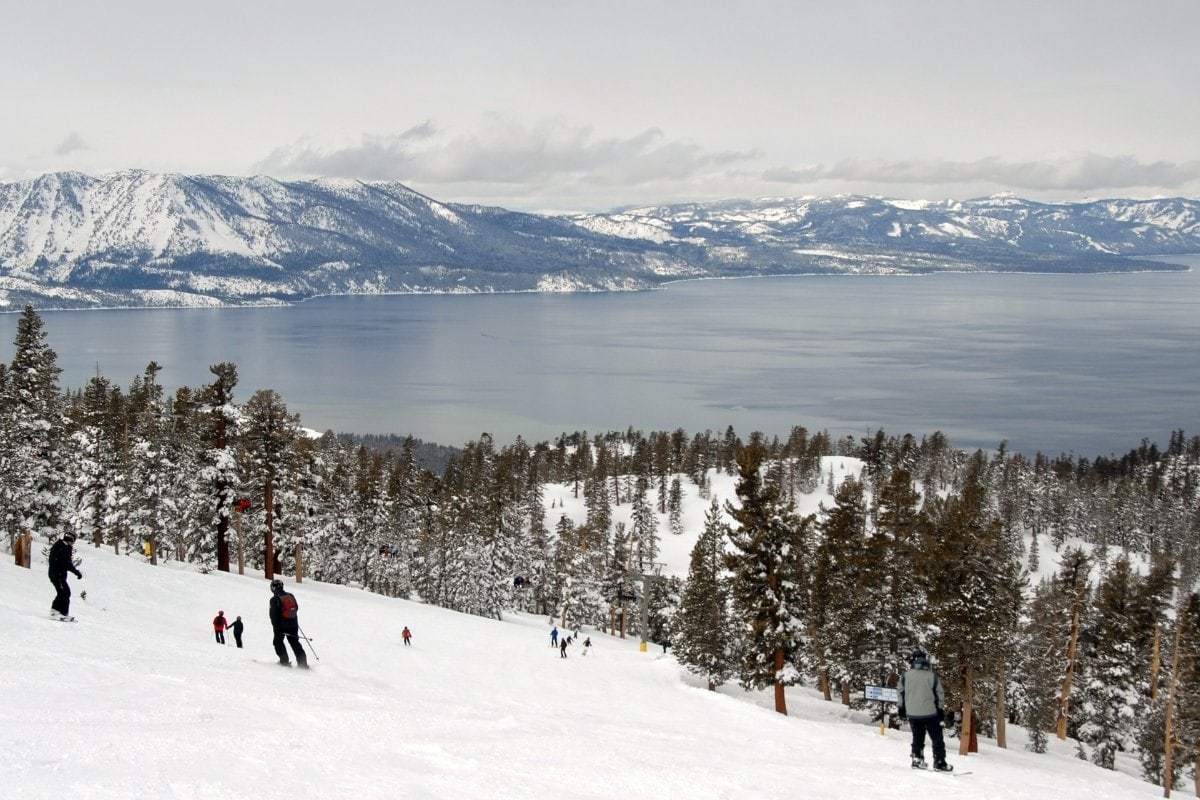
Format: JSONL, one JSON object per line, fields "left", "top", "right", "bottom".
{"left": 54, "top": 132, "right": 88, "bottom": 156}
{"left": 763, "top": 154, "right": 1200, "bottom": 193}
{"left": 254, "top": 117, "right": 759, "bottom": 191}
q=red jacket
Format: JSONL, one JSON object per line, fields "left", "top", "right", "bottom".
{"left": 213, "top": 614, "right": 228, "bottom": 631}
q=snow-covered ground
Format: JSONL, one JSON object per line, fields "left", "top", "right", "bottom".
{"left": 3, "top": 534, "right": 1162, "bottom": 799}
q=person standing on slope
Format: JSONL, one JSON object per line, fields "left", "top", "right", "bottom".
{"left": 898, "top": 649, "right": 952, "bottom": 772}
{"left": 230, "top": 615, "right": 245, "bottom": 648}
{"left": 213, "top": 610, "right": 229, "bottom": 644}
{"left": 269, "top": 579, "right": 308, "bottom": 668}
{"left": 550, "top": 626, "right": 558, "bottom": 647}
{"left": 402, "top": 626, "right": 412, "bottom": 646}
{"left": 48, "top": 532, "right": 83, "bottom": 620}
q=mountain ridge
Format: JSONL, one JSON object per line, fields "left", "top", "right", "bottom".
{"left": 1, "top": 170, "right": 1196, "bottom": 309}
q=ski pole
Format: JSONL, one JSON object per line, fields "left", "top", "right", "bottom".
{"left": 298, "top": 626, "right": 320, "bottom": 661}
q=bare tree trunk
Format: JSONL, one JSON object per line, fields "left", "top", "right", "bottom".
{"left": 1162, "top": 614, "right": 1184, "bottom": 797}
{"left": 263, "top": 480, "right": 275, "bottom": 580}
{"left": 996, "top": 667, "right": 1008, "bottom": 749}
{"left": 294, "top": 542, "right": 303, "bottom": 583}
{"left": 773, "top": 647, "right": 788, "bottom": 715}
{"left": 1058, "top": 598, "right": 1083, "bottom": 739}
{"left": 959, "top": 666, "right": 975, "bottom": 756}
{"left": 841, "top": 679, "right": 851, "bottom": 707}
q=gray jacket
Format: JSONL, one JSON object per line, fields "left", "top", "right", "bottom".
{"left": 899, "top": 665, "right": 943, "bottom": 719}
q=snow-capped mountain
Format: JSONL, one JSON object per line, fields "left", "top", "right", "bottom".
{"left": 1, "top": 171, "right": 1197, "bottom": 309}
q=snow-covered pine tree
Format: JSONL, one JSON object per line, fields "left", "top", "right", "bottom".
{"left": 811, "top": 476, "right": 871, "bottom": 705}
{"left": 675, "top": 497, "right": 738, "bottom": 690}
{"left": 873, "top": 468, "right": 925, "bottom": 682}
{"left": 1, "top": 306, "right": 66, "bottom": 544}
{"left": 918, "top": 475, "right": 1023, "bottom": 755}
{"left": 1076, "top": 556, "right": 1150, "bottom": 769}
{"left": 239, "top": 389, "right": 302, "bottom": 580}
{"left": 724, "top": 437, "right": 812, "bottom": 715}
{"left": 194, "top": 362, "right": 241, "bottom": 572}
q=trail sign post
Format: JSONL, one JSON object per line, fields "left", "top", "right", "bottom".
{"left": 864, "top": 685, "right": 899, "bottom": 735}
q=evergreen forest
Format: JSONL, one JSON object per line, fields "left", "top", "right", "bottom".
{"left": 5, "top": 305, "right": 1200, "bottom": 792}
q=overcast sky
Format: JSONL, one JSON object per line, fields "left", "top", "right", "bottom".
{"left": 4, "top": 1, "right": 1198, "bottom": 212}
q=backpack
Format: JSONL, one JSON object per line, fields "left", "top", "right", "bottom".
{"left": 279, "top": 592, "right": 298, "bottom": 620}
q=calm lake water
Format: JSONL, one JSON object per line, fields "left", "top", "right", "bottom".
{"left": 5, "top": 259, "right": 1199, "bottom": 457}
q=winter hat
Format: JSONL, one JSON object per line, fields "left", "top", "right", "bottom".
{"left": 910, "top": 649, "right": 929, "bottom": 668}
{"left": 218, "top": 610, "right": 224, "bottom": 615}
{"left": 63, "top": 532, "right": 77, "bottom": 543}
{"left": 270, "top": 579, "right": 284, "bottom": 593}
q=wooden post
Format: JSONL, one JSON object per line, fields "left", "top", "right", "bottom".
{"left": 22, "top": 530, "right": 32, "bottom": 568}
{"left": 14, "top": 531, "right": 25, "bottom": 567}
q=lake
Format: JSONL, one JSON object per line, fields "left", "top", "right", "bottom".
{"left": 5, "top": 259, "right": 1199, "bottom": 457}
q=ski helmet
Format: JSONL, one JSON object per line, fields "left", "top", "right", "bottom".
{"left": 270, "top": 579, "right": 284, "bottom": 593}
{"left": 218, "top": 610, "right": 224, "bottom": 615}
{"left": 910, "top": 649, "right": 929, "bottom": 667}
{"left": 63, "top": 532, "right": 77, "bottom": 543}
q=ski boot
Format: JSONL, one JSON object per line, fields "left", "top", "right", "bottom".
{"left": 932, "top": 761, "right": 953, "bottom": 773}
{"left": 910, "top": 756, "right": 927, "bottom": 770}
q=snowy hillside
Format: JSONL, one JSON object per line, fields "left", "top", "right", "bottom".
{"left": 2, "top": 459, "right": 1165, "bottom": 799}
{"left": 0, "top": 171, "right": 1194, "bottom": 309}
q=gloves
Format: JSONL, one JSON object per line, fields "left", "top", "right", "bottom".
{"left": 936, "top": 708, "right": 945, "bottom": 722}
{"left": 74, "top": 570, "right": 83, "bottom": 579}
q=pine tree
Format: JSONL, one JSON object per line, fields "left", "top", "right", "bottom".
{"left": 1077, "top": 556, "right": 1144, "bottom": 769}
{"left": 918, "top": 479, "right": 1024, "bottom": 753}
{"left": 725, "top": 438, "right": 812, "bottom": 715}
{"left": 675, "top": 498, "right": 738, "bottom": 690}
{"left": 1, "top": 306, "right": 66, "bottom": 542}
{"left": 239, "top": 389, "right": 301, "bottom": 579}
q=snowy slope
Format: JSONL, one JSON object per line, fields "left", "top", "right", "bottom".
{"left": 2, "top": 535, "right": 1162, "bottom": 799}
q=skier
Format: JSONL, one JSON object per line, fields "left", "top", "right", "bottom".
{"left": 48, "top": 532, "right": 83, "bottom": 620}
{"left": 213, "top": 610, "right": 229, "bottom": 644}
{"left": 230, "top": 615, "right": 244, "bottom": 648}
{"left": 268, "top": 579, "right": 308, "bottom": 668}
{"left": 559, "top": 637, "right": 568, "bottom": 658}
{"left": 402, "top": 626, "right": 412, "bottom": 646}
{"left": 582, "top": 636, "right": 592, "bottom": 656}
{"left": 550, "top": 626, "right": 558, "bottom": 647}
{"left": 899, "top": 649, "right": 952, "bottom": 772}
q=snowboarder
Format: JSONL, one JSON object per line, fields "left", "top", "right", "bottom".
{"left": 550, "top": 626, "right": 558, "bottom": 647}
{"left": 269, "top": 579, "right": 308, "bottom": 668}
{"left": 402, "top": 626, "right": 412, "bottom": 646}
{"left": 213, "top": 610, "right": 229, "bottom": 644}
{"left": 582, "top": 637, "right": 592, "bottom": 656}
{"left": 559, "top": 637, "right": 568, "bottom": 658}
{"left": 230, "top": 615, "right": 244, "bottom": 648}
{"left": 899, "top": 649, "right": 952, "bottom": 772}
{"left": 48, "top": 532, "right": 83, "bottom": 620}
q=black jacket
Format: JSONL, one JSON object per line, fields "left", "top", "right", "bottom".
{"left": 48, "top": 539, "right": 81, "bottom": 580}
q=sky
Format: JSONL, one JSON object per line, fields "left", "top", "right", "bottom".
{"left": 3, "top": 2, "right": 1198, "bottom": 213}
{"left": 2, "top": 459, "right": 1166, "bottom": 800}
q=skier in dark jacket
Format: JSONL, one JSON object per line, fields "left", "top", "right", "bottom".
{"left": 230, "top": 615, "right": 244, "bottom": 648}
{"left": 269, "top": 579, "right": 308, "bottom": 668}
{"left": 48, "top": 532, "right": 83, "bottom": 620}
{"left": 899, "top": 649, "right": 952, "bottom": 772}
